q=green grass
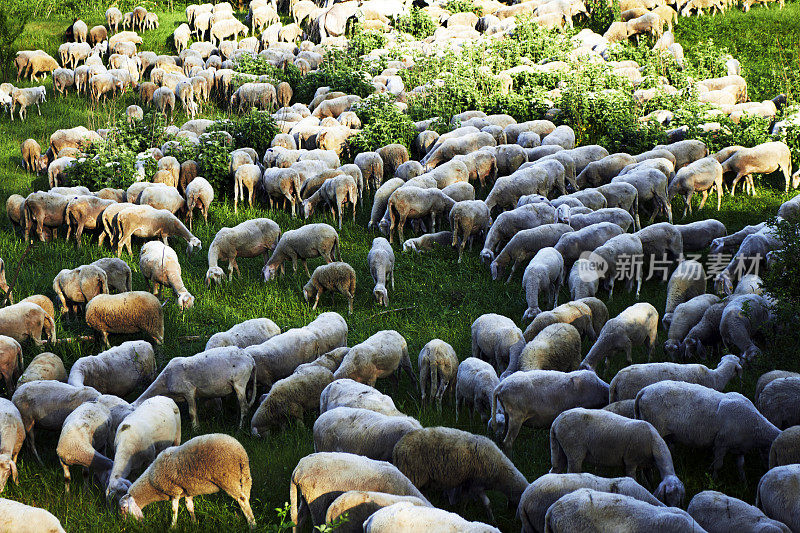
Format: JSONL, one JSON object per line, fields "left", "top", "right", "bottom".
{"left": 0, "top": 7, "right": 799, "bottom": 533}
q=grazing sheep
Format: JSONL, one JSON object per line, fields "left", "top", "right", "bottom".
{"left": 17, "top": 352, "right": 65, "bottom": 385}
{"left": 719, "top": 293, "right": 773, "bottom": 362}
{"left": 0, "top": 399, "right": 24, "bottom": 493}
{"left": 333, "top": 330, "right": 414, "bottom": 387}
{"left": 19, "top": 295, "right": 54, "bottom": 322}
{"left": 364, "top": 501, "right": 500, "bottom": 533}
{"left": 481, "top": 203, "right": 558, "bottom": 264}
{"left": 471, "top": 314, "right": 525, "bottom": 372}
{"left": 450, "top": 200, "right": 492, "bottom": 263}
{"left": 455, "top": 358, "right": 499, "bottom": 422}
{"left": 675, "top": 219, "right": 727, "bottom": 252}
{"left": 635, "top": 222, "right": 684, "bottom": 262}
{"left": 554, "top": 222, "right": 625, "bottom": 270}
{"left": 584, "top": 233, "right": 644, "bottom": 298}
{"left": 85, "top": 291, "right": 164, "bottom": 347}
{"left": 302, "top": 262, "right": 356, "bottom": 314}
{"left": 635, "top": 381, "right": 780, "bottom": 478}
{"left": 663, "top": 260, "right": 706, "bottom": 327}
{"left": 326, "top": 491, "right": 430, "bottom": 533}
{"left": 769, "top": 426, "right": 800, "bottom": 469}
{"left": 367, "top": 237, "right": 394, "bottom": 306}
{"left": 10, "top": 87, "right": 46, "bottom": 121}
{"left": 720, "top": 141, "right": 793, "bottom": 195}
{"left": 550, "top": 408, "right": 685, "bottom": 506}
{"left": 491, "top": 369, "right": 609, "bottom": 453}
{"left": 206, "top": 218, "right": 281, "bottom": 285}
{"left": 319, "top": 378, "right": 402, "bottom": 417}
{"left": 303, "top": 173, "right": 358, "bottom": 230}
{"left": 115, "top": 205, "right": 201, "bottom": 257}
{"left": 757, "top": 370, "right": 800, "bottom": 404}
{"left": 521, "top": 247, "right": 564, "bottom": 321}
{"left": 0, "top": 336, "right": 22, "bottom": 395}
{"left": 105, "top": 396, "right": 181, "bottom": 500}
{"left": 206, "top": 318, "right": 280, "bottom": 351}
{"left": 568, "top": 258, "right": 599, "bottom": 300}
{"left": 576, "top": 153, "right": 637, "bottom": 188}
{"left": 682, "top": 301, "right": 727, "bottom": 360}
{"left": 0, "top": 498, "right": 66, "bottom": 533}
{"left": 394, "top": 427, "right": 528, "bottom": 521}
{"left": 524, "top": 301, "right": 596, "bottom": 343}
{"left": 580, "top": 302, "right": 659, "bottom": 370}
{"left": 21, "top": 139, "right": 46, "bottom": 174}
{"left": 90, "top": 258, "right": 132, "bottom": 294}
{"left": 512, "top": 323, "right": 581, "bottom": 376}
{"left": 65, "top": 196, "right": 115, "bottom": 246}
{"left": 688, "top": 490, "right": 790, "bottom": 533}
{"left": 0, "top": 302, "right": 56, "bottom": 346}
{"left": 401, "top": 231, "right": 454, "bottom": 253}
{"left": 387, "top": 186, "right": 456, "bottom": 244}
{"left": 756, "top": 464, "right": 800, "bottom": 532}
{"left": 184, "top": 177, "right": 213, "bottom": 230}
{"left": 612, "top": 168, "right": 673, "bottom": 224}
{"left": 418, "top": 339, "right": 458, "bottom": 408}
{"left": 138, "top": 241, "right": 194, "bottom": 310}
{"left": 23, "top": 190, "right": 70, "bottom": 242}
{"left": 544, "top": 489, "right": 701, "bottom": 532}
{"left": 517, "top": 473, "right": 665, "bottom": 533}
{"left": 251, "top": 364, "right": 334, "bottom": 435}
{"left": 663, "top": 294, "right": 720, "bottom": 359}
{"left": 119, "top": 434, "right": 255, "bottom": 528}
{"left": 68, "top": 341, "right": 156, "bottom": 397}
{"left": 757, "top": 377, "right": 800, "bottom": 429}
{"left": 668, "top": 157, "right": 724, "bottom": 218}
{"left": 491, "top": 224, "right": 573, "bottom": 282}
{"left": 289, "top": 452, "right": 430, "bottom": 532}
{"left": 263, "top": 223, "right": 339, "bottom": 281}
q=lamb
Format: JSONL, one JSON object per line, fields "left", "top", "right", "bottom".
{"left": 471, "top": 313, "right": 525, "bottom": 372}
{"left": 244, "top": 312, "right": 347, "bottom": 388}
{"left": 134, "top": 347, "right": 256, "bottom": 429}
{"left": 56, "top": 395, "right": 131, "bottom": 492}
{"left": 663, "top": 259, "right": 706, "bottom": 327}
{"left": 367, "top": 237, "right": 394, "bottom": 307}
{"left": 449, "top": 200, "right": 492, "bottom": 263}
{"left": 523, "top": 301, "right": 597, "bottom": 343}
{"left": 119, "top": 433, "right": 255, "bottom": 528}
{"left": 663, "top": 294, "right": 721, "bottom": 359}
{"left": 757, "top": 377, "right": 800, "bottom": 429}
{"left": 184, "top": 177, "right": 213, "bottom": 230}
{"left": 251, "top": 364, "right": 334, "bottom": 435}
{"left": 0, "top": 399, "right": 24, "bottom": 493}
{"left": 720, "top": 141, "right": 793, "bottom": 195}
{"left": 634, "top": 380, "right": 780, "bottom": 478}
{"left": 138, "top": 241, "right": 194, "bottom": 310}
{"left": 289, "top": 452, "right": 430, "bottom": 532}
{"left": 326, "top": 492, "right": 430, "bottom": 533}
{"left": 491, "top": 369, "right": 609, "bottom": 453}
{"left": 319, "top": 379, "right": 403, "bottom": 417}
{"left": 720, "top": 293, "right": 773, "bottom": 361}
{"left": 580, "top": 302, "right": 659, "bottom": 370}
{"left": 675, "top": 219, "right": 727, "bottom": 252}
{"left": 549, "top": 408, "right": 685, "bottom": 506}
{"left": 11, "top": 381, "right": 100, "bottom": 463}
{"left": 206, "top": 218, "right": 281, "bottom": 285}
{"left": 418, "top": 339, "right": 458, "bottom": 408}
{"left": 115, "top": 205, "right": 201, "bottom": 257}
{"left": 387, "top": 186, "right": 456, "bottom": 244}
{"left": 0, "top": 499, "right": 66, "bottom": 533}
{"left": 668, "top": 157, "right": 724, "bottom": 218}
{"left": 688, "top": 490, "right": 790, "bottom": 533}
{"left": 480, "top": 203, "right": 558, "bottom": 264}
{"left": 206, "top": 318, "right": 281, "bottom": 350}
{"left": 543, "top": 489, "right": 702, "bottom": 532}
{"left": 584, "top": 233, "right": 644, "bottom": 298}
{"left": 491, "top": 223, "right": 573, "bottom": 282}
{"left": 333, "top": 330, "right": 414, "bottom": 388}
{"left": 10, "top": 87, "right": 46, "bottom": 121}
{"left": 68, "top": 341, "right": 156, "bottom": 397}
{"left": 568, "top": 258, "right": 599, "bottom": 300}
{"left": 85, "top": 291, "right": 164, "bottom": 347}
{"left": 263, "top": 223, "right": 339, "bottom": 281}
{"left": 17, "top": 352, "right": 65, "bottom": 385}
{"left": 364, "top": 501, "right": 500, "bottom": 532}
{"left": 769, "top": 426, "right": 800, "bottom": 468}
{"left": 682, "top": 302, "right": 727, "bottom": 359}
{"left": 0, "top": 302, "right": 56, "bottom": 346}
{"left": 521, "top": 247, "right": 564, "bottom": 321}
{"left": 401, "top": 231, "right": 454, "bottom": 253}
{"left": 105, "top": 396, "right": 181, "bottom": 500}
{"left": 517, "top": 473, "right": 666, "bottom": 533}
{"left": 510, "top": 324, "right": 581, "bottom": 377}
{"left": 756, "top": 464, "right": 800, "bottom": 532}
{"left": 302, "top": 262, "right": 356, "bottom": 314}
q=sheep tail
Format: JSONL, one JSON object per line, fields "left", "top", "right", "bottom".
{"left": 290, "top": 477, "right": 304, "bottom": 533}
{"left": 549, "top": 424, "right": 567, "bottom": 473}
{"left": 633, "top": 392, "right": 642, "bottom": 420}
{"left": 246, "top": 365, "right": 257, "bottom": 408}
{"left": 490, "top": 386, "right": 499, "bottom": 433}
{"left": 332, "top": 235, "right": 340, "bottom": 262}
{"left": 125, "top": 268, "right": 132, "bottom": 291}
{"left": 401, "top": 346, "right": 416, "bottom": 386}
{"left": 44, "top": 312, "right": 56, "bottom": 342}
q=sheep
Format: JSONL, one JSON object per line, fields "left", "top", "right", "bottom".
{"left": 757, "top": 377, "right": 800, "bottom": 430}
{"left": 491, "top": 224, "right": 573, "bottom": 282}
{"left": 138, "top": 241, "right": 194, "bottom": 310}
{"left": 17, "top": 352, "right": 65, "bottom": 385}
{"left": 313, "top": 406, "right": 421, "bottom": 462}
{"left": 517, "top": 473, "right": 666, "bottom": 533}
{"left": 480, "top": 203, "right": 558, "bottom": 264}
{"left": 115, "top": 205, "right": 201, "bottom": 257}
{"left": 769, "top": 425, "right": 800, "bottom": 469}
{"left": 554, "top": 222, "right": 625, "bottom": 272}
{"left": 0, "top": 302, "right": 56, "bottom": 346}
{"left": 387, "top": 186, "right": 456, "bottom": 244}
{"left": 663, "top": 294, "right": 721, "bottom": 359}
{"left": 251, "top": 364, "right": 334, "bottom": 435}
{"left": 20, "top": 139, "right": 46, "bottom": 175}
{"left": 714, "top": 231, "right": 781, "bottom": 295}
{"left": 675, "top": 219, "right": 727, "bottom": 252}
{"left": 0, "top": 337, "right": 21, "bottom": 395}
{"left": 364, "top": 501, "right": 500, "bottom": 533}
{"left": 471, "top": 313, "right": 525, "bottom": 372}
{"left": 580, "top": 302, "right": 659, "bottom": 370}
{"left": 10, "top": 86, "right": 46, "bottom": 121}
{"left": 184, "top": 177, "right": 213, "bottom": 231}
{"left": 206, "top": 318, "right": 281, "bottom": 351}
{"left": 19, "top": 295, "right": 54, "bottom": 322}
{"left": 53, "top": 68, "right": 75, "bottom": 95}
{"left": 105, "top": 396, "right": 181, "bottom": 500}
{"left": 319, "top": 378, "right": 403, "bottom": 417}
{"left": 662, "top": 259, "right": 707, "bottom": 324}
{"left": 206, "top": 218, "right": 281, "bottom": 285}
{"left": 720, "top": 141, "right": 794, "bottom": 195}
{"left": 289, "top": 452, "right": 430, "bottom": 532}
{"left": 0, "top": 399, "right": 24, "bottom": 493}
{"left": 568, "top": 258, "right": 600, "bottom": 300}
{"left": 65, "top": 196, "right": 115, "bottom": 246}
{"left": 401, "top": 231, "right": 454, "bottom": 253}
{"left": 719, "top": 293, "right": 773, "bottom": 361}
{"left": 510, "top": 324, "right": 581, "bottom": 377}
{"left": 107, "top": 7, "right": 123, "bottom": 32}
{"left": 56, "top": 395, "right": 131, "bottom": 492}
{"left": 756, "top": 464, "right": 800, "bottom": 532}
{"left": 688, "top": 490, "right": 790, "bottom": 533}
{"left": 523, "top": 301, "right": 596, "bottom": 343}
{"left": 333, "top": 330, "right": 414, "bottom": 388}
{"left": 303, "top": 173, "right": 358, "bottom": 230}
{"left": 68, "top": 341, "right": 156, "bottom": 397}
{"left": 544, "top": 489, "right": 702, "bottom": 532}
{"left": 354, "top": 152, "right": 384, "bottom": 191}
{"left": 52, "top": 265, "right": 109, "bottom": 318}
{"left": 576, "top": 153, "right": 637, "bottom": 188}
{"left": 635, "top": 380, "right": 780, "bottom": 479}
{"left": 85, "top": 291, "right": 164, "bottom": 347}
{"left": 85, "top": 258, "right": 129, "bottom": 295}
{"left": 682, "top": 301, "right": 727, "bottom": 359}
{"left": 302, "top": 262, "right": 356, "bottom": 314}
{"left": 326, "top": 492, "right": 430, "bottom": 533}
{"left": 244, "top": 312, "right": 347, "bottom": 388}
{"left": 11, "top": 381, "right": 100, "bottom": 463}
{"left": 611, "top": 168, "right": 673, "bottom": 224}
{"left": 0, "top": 499, "right": 66, "bottom": 533}
{"left": 549, "top": 408, "right": 685, "bottom": 507}
{"left": 634, "top": 222, "right": 684, "bottom": 262}
{"left": 454, "top": 358, "right": 499, "bottom": 423}
{"left": 521, "top": 247, "right": 564, "bottom": 321}
{"left": 418, "top": 339, "right": 458, "bottom": 408}
{"left": 564, "top": 208, "right": 635, "bottom": 233}
{"left": 366, "top": 237, "right": 394, "bottom": 307}
{"left": 668, "top": 157, "right": 724, "bottom": 218}
{"left": 449, "top": 200, "right": 492, "bottom": 263}
{"left": 583, "top": 233, "right": 644, "bottom": 298}
{"left": 491, "top": 369, "right": 609, "bottom": 453}
{"left": 152, "top": 86, "right": 175, "bottom": 117}
{"left": 119, "top": 433, "right": 255, "bottom": 528}
{"left": 263, "top": 223, "right": 339, "bottom": 281}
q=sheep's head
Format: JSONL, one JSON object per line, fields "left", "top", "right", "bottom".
{"left": 0, "top": 455, "right": 18, "bottom": 492}
{"left": 178, "top": 292, "right": 195, "bottom": 310}
{"left": 205, "top": 266, "right": 225, "bottom": 286}
{"left": 713, "top": 272, "right": 733, "bottom": 296}
{"left": 119, "top": 493, "right": 143, "bottom": 520}
{"left": 480, "top": 249, "right": 494, "bottom": 266}
{"left": 722, "top": 353, "right": 744, "bottom": 378}
{"left": 792, "top": 169, "right": 800, "bottom": 190}
{"left": 663, "top": 339, "right": 683, "bottom": 361}
{"left": 555, "top": 204, "right": 570, "bottom": 224}
{"left": 262, "top": 263, "right": 280, "bottom": 282}
{"left": 654, "top": 475, "right": 685, "bottom": 507}
{"left": 661, "top": 312, "right": 673, "bottom": 331}
{"left": 106, "top": 477, "right": 132, "bottom": 502}
{"left": 302, "top": 281, "right": 315, "bottom": 303}
{"left": 402, "top": 239, "right": 417, "bottom": 253}
{"left": 186, "top": 237, "right": 202, "bottom": 256}
{"left": 373, "top": 286, "right": 388, "bottom": 306}
{"left": 741, "top": 345, "right": 761, "bottom": 363}
{"left": 522, "top": 307, "right": 541, "bottom": 323}
{"left": 302, "top": 200, "right": 313, "bottom": 219}
{"left": 709, "top": 238, "right": 723, "bottom": 255}
{"left": 378, "top": 217, "right": 390, "bottom": 236}
{"left": 490, "top": 261, "right": 502, "bottom": 281}
{"left": 683, "top": 337, "right": 705, "bottom": 360}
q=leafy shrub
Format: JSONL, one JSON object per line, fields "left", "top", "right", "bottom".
{"left": 63, "top": 142, "right": 142, "bottom": 191}
{"left": 210, "top": 109, "right": 279, "bottom": 155}
{"left": 349, "top": 94, "right": 417, "bottom": 153}
{"left": 775, "top": 105, "right": 800, "bottom": 169}
{"left": 394, "top": 7, "right": 436, "bottom": 40}
{"left": 581, "top": 0, "right": 620, "bottom": 35}
{"left": 232, "top": 54, "right": 303, "bottom": 89}
{"left": 443, "top": 0, "right": 482, "bottom": 15}
{"left": 194, "top": 132, "right": 236, "bottom": 196}
{"left": 348, "top": 29, "right": 387, "bottom": 58}
{"left": 763, "top": 218, "right": 800, "bottom": 357}
{"left": 0, "top": 1, "right": 29, "bottom": 79}
{"left": 294, "top": 50, "right": 374, "bottom": 104}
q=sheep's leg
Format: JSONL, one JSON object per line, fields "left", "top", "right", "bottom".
{"left": 60, "top": 458, "right": 71, "bottom": 492}
{"left": 26, "top": 428, "right": 43, "bottom": 465}
{"left": 730, "top": 173, "right": 745, "bottom": 197}
{"left": 302, "top": 260, "right": 310, "bottom": 277}
{"left": 185, "top": 497, "right": 197, "bottom": 523}
{"left": 502, "top": 415, "right": 523, "bottom": 456}
{"left": 234, "top": 383, "right": 248, "bottom": 429}
{"left": 710, "top": 443, "right": 728, "bottom": 479}
{"left": 477, "top": 490, "right": 495, "bottom": 524}
{"left": 735, "top": 454, "right": 746, "bottom": 481}
{"left": 238, "top": 495, "right": 256, "bottom": 528}
{"left": 312, "top": 291, "right": 320, "bottom": 310}
{"left": 170, "top": 497, "right": 180, "bottom": 528}
{"left": 698, "top": 190, "right": 709, "bottom": 210}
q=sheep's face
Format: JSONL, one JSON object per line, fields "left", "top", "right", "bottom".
{"left": 654, "top": 475, "right": 685, "bottom": 507}
{"left": 792, "top": 169, "right": 800, "bottom": 190}
{"left": 106, "top": 477, "right": 132, "bottom": 502}
{"left": 709, "top": 238, "right": 723, "bottom": 255}
{"left": 373, "top": 287, "right": 388, "bottom": 306}
{"left": 713, "top": 273, "right": 733, "bottom": 296}
{"left": 302, "top": 284, "right": 315, "bottom": 303}
{"left": 0, "top": 456, "right": 17, "bottom": 492}
{"left": 302, "top": 200, "right": 312, "bottom": 219}
{"left": 262, "top": 263, "right": 279, "bottom": 281}
{"left": 663, "top": 340, "right": 683, "bottom": 362}
{"left": 522, "top": 307, "right": 541, "bottom": 322}
{"left": 490, "top": 261, "right": 502, "bottom": 281}
{"left": 178, "top": 292, "right": 195, "bottom": 310}
{"left": 119, "top": 494, "right": 143, "bottom": 520}
{"left": 402, "top": 240, "right": 416, "bottom": 253}
{"left": 205, "top": 266, "right": 225, "bottom": 286}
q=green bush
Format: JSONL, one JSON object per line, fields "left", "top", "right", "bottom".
{"left": 349, "top": 94, "right": 417, "bottom": 153}
{"left": 294, "top": 50, "right": 374, "bottom": 104}
{"left": 210, "top": 109, "right": 280, "bottom": 156}
{"left": 581, "top": 0, "right": 620, "bottom": 35}
{"left": 442, "top": 0, "right": 482, "bottom": 15}
{"left": 194, "top": 132, "right": 236, "bottom": 197}
{"left": 348, "top": 29, "right": 387, "bottom": 58}
{"left": 0, "top": 1, "right": 29, "bottom": 79}
{"left": 394, "top": 7, "right": 437, "bottom": 40}
{"left": 232, "top": 54, "right": 303, "bottom": 90}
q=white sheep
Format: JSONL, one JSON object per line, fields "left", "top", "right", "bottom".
{"left": 675, "top": 219, "right": 727, "bottom": 252}
{"left": 52, "top": 264, "right": 109, "bottom": 318}
{"left": 91, "top": 257, "right": 132, "bottom": 293}
{"left": 635, "top": 380, "right": 780, "bottom": 479}
{"left": 10, "top": 86, "right": 46, "bottom": 122}
{"left": 580, "top": 302, "right": 659, "bottom": 370}
{"left": 0, "top": 498, "right": 66, "bottom": 533}
{"left": 568, "top": 258, "right": 599, "bottom": 300}
{"left": 139, "top": 241, "right": 195, "bottom": 310}
{"left": 319, "top": 378, "right": 403, "bottom": 417}
{"left": 455, "top": 358, "right": 499, "bottom": 423}
{"left": 184, "top": 177, "right": 213, "bottom": 230}
{"left": 326, "top": 491, "right": 430, "bottom": 533}
{"left": 367, "top": 237, "right": 394, "bottom": 306}
{"left": 756, "top": 465, "right": 800, "bottom": 532}
{"left": 364, "top": 502, "right": 500, "bottom": 533}
{"left": 120, "top": 434, "right": 256, "bottom": 528}
{"left": 663, "top": 260, "right": 706, "bottom": 328}
{"left": 418, "top": 339, "right": 458, "bottom": 408}
{"left": 523, "top": 301, "right": 596, "bottom": 344}
{"left": 521, "top": 247, "right": 564, "bottom": 322}
{"left": 688, "top": 490, "right": 790, "bottom": 533}
{"left": 769, "top": 425, "right": 800, "bottom": 469}
{"left": 585, "top": 233, "right": 644, "bottom": 298}
{"left": 68, "top": 340, "right": 156, "bottom": 397}
{"left": 0, "top": 336, "right": 22, "bottom": 395}
{"left": 549, "top": 408, "right": 685, "bottom": 507}
{"left": 86, "top": 291, "right": 164, "bottom": 347}
{"left": 757, "top": 377, "right": 800, "bottom": 429}
{"left": 471, "top": 313, "right": 525, "bottom": 372}
{"left": 720, "top": 294, "right": 773, "bottom": 362}
{"left": 663, "top": 294, "right": 720, "bottom": 360}
{"left": 0, "top": 399, "right": 24, "bottom": 493}
{"left": 205, "top": 318, "right": 281, "bottom": 350}
{"left": 17, "top": 352, "right": 65, "bottom": 385}
{"left": 263, "top": 223, "right": 339, "bottom": 281}
{"left": 206, "top": 218, "right": 281, "bottom": 285}
{"left": 302, "top": 262, "right": 357, "bottom": 314}
{"left": 450, "top": 200, "right": 492, "bottom": 263}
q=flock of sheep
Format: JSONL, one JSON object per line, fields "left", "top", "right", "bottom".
{"left": 0, "top": 0, "right": 799, "bottom": 531}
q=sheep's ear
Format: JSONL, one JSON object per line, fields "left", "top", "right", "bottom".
{"left": 10, "top": 460, "right": 17, "bottom": 484}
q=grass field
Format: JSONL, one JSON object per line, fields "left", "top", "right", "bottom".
{"left": 0, "top": 4, "right": 798, "bottom": 532}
